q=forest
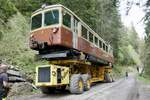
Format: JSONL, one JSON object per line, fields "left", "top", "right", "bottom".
{"left": 0, "top": 0, "right": 149, "bottom": 79}
{"left": 144, "top": 0, "right": 150, "bottom": 79}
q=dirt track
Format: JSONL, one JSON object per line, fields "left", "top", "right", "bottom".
{"left": 11, "top": 74, "right": 149, "bottom": 100}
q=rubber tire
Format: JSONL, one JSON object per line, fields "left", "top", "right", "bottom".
{"left": 104, "top": 73, "right": 112, "bottom": 83}
{"left": 70, "top": 74, "right": 84, "bottom": 94}
{"left": 81, "top": 74, "right": 91, "bottom": 91}
{"left": 40, "top": 87, "right": 55, "bottom": 94}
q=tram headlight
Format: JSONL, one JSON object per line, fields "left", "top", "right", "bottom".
{"left": 52, "top": 27, "right": 59, "bottom": 33}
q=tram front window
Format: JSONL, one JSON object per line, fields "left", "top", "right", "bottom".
{"left": 44, "top": 10, "right": 59, "bottom": 26}
{"left": 31, "top": 10, "right": 59, "bottom": 30}
{"left": 31, "top": 14, "right": 42, "bottom": 30}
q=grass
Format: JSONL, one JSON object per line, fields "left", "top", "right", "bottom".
{"left": 31, "top": 88, "right": 41, "bottom": 94}
{"left": 138, "top": 76, "right": 150, "bottom": 84}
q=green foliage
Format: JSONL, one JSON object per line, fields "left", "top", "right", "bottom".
{"left": 138, "top": 76, "right": 150, "bottom": 84}
{"left": 127, "top": 45, "right": 141, "bottom": 65}
{"left": 128, "top": 26, "right": 140, "bottom": 53}
{"left": 10, "top": 0, "right": 54, "bottom": 16}
{"left": 0, "top": 0, "right": 17, "bottom": 21}
{"left": 116, "top": 26, "right": 141, "bottom": 65}
{"left": 0, "top": 13, "right": 47, "bottom": 75}
{"left": 143, "top": 38, "right": 150, "bottom": 79}
{"left": 113, "top": 65, "right": 134, "bottom": 79}
{"left": 143, "top": 0, "right": 150, "bottom": 79}
{"left": 145, "top": 21, "right": 150, "bottom": 37}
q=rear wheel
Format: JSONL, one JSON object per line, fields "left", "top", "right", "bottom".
{"left": 82, "top": 74, "right": 91, "bottom": 91}
{"left": 69, "top": 74, "right": 84, "bottom": 94}
{"left": 104, "top": 72, "right": 112, "bottom": 83}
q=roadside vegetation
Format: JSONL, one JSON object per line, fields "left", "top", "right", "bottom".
{"left": 0, "top": 0, "right": 143, "bottom": 80}
{"left": 138, "top": 76, "right": 150, "bottom": 84}
{"left": 142, "top": 0, "right": 150, "bottom": 80}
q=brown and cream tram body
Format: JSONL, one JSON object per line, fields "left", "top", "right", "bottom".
{"left": 30, "top": 4, "right": 114, "bottom": 65}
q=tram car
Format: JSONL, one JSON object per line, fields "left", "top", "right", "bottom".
{"left": 29, "top": 4, "right": 114, "bottom": 65}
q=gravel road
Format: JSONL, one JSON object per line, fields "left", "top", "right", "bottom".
{"left": 11, "top": 74, "right": 144, "bottom": 100}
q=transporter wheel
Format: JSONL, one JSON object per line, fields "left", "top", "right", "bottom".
{"left": 70, "top": 74, "right": 84, "bottom": 94}
{"left": 40, "top": 87, "right": 55, "bottom": 94}
{"left": 104, "top": 72, "right": 112, "bottom": 83}
{"left": 82, "top": 74, "right": 91, "bottom": 91}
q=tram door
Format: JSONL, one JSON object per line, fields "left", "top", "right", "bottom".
{"left": 72, "top": 18, "right": 78, "bottom": 48}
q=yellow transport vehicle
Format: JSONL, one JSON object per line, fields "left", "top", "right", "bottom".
{"left": 35, "top": 60, "right": 113, "bottom": 94}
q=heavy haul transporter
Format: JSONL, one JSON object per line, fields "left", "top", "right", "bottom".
{"left": 30, "top": 4, "right": 114, "bottom": 94}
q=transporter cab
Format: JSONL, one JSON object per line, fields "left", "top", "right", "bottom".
{"left": 30, "top": 4, "right": 114, "bottom": 94}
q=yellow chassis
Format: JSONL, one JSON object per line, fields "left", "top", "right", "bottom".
{"left": 35, "top": 60, "right": 112, "bottom": 87}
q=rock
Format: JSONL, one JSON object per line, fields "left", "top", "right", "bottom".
{"left": 9, "top": 76, "right": 26, "bottom": 82}
{"left": 7, "top": 69, "right": 22, "bottom": 77}
{"left": 6, "top": 65, "right": 28, "bottom": 82}
{"left": 7, "top": 82, "right": 34, "bottom": 99}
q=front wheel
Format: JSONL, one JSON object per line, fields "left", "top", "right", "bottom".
{"left": 69, "top": 74, "right": 84, "bottom": 94}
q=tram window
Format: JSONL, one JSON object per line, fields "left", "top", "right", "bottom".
{"left": 63, "top": 12, "right": 71, "bottom": 28}
{"left": 31, "top": 14, "right": 42, "bottom": 30}
{"left": 44, "top": 10, "right": 59, "bottom": 26}
{"left": 81, "top": 26, "right": 87, "bottom": 39}
{"left": 103, "top": 43, "right": 105, "bottom": 51}
{"left": 99, "top": 40, "right": 102, "bottom": 48}
{"left": 95, "top": 37, "right": 98, "bottom": 46}
{"left": 89, "top": 32, "right": 93, "bottom": 43}
{"left": 106, "top": 45, "right": 108, "bottom": 52}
